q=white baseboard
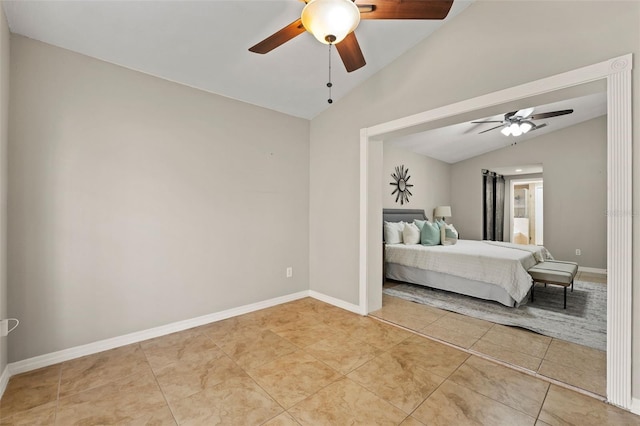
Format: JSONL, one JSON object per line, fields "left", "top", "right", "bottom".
{"left": 8, "top": 290, "right": 309, "bottom": 376}
{"left": 631, "top": 397, "right": 640, "bottom": 415}
{"left": 309, "top": 290, "right": 363, "bottom": 315}
{"left": 0, "top": 364, "right": 10, "bottom": 399}
{"left": 5, "top": 288, "right": 364, "bottom": 381}
{"left": 578, "top": 267, "right": 607, "bottom": 274}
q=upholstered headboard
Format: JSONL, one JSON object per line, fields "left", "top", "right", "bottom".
{"left": 383, "top": 208, "right": 428, "bottom": 223}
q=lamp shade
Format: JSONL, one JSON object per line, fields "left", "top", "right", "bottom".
{"left": 301, "top": 0, "right": 360, "bottom": 45}
{"left": 434, "top": 206, "right": 452, "bottom": 219}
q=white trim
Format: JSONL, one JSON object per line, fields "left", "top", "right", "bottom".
{"left": 631, "top": 398, "right": 640, "bottom": 416}
{"left": 309, "top": 290, "right": 362, "bottom": 315}
{"left": 578, "top": 267, "right": 607, "bottom": 275}
{"left": 8, "top": 290, "right": 309, "bottom": 376}
{"left": 0, "top": 364, "right": 10, "bottom": 399}
{"left": 358, "top": 128, "right": 369, "bottom": 315}
{"left": 359, "top": 54, "right": 633, "bottom": 409}
{"left": 606, "top": 65, "right": 633, "bottom": 410}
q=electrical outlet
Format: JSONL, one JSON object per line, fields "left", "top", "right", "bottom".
{"left": 576, "top": 249, "right": 581, "bottom": 256}
{"left": 286, "top": 267, "right": 293, "bottom": 278}
{"left": 0, "top": 320, "right": 8, "bottom": 337}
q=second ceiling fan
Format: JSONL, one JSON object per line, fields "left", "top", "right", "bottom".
{"left": 472, "top": 107, "right": 574, "bottom": 137}
{"left": 249, "top": 0, "right": 454, "bottom": 73}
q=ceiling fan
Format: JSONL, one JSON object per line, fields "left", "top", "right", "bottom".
{"left": 472, "top": 107, "right": 574, "bottom": 137}
{"left": 248, "top": 0, "right": 454, "bottom": 73}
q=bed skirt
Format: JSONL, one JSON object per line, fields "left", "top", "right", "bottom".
{"left": 385, "top": 263, "right": 526, "bottom": 307}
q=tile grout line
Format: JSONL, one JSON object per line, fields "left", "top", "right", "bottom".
{"left": 405, "top": 349, "right": 471, "bottom": 422}
{"left": 539, "top": 337, "right": 554, "bottom": 369}
{"left": 535, "top": 382, "right": 552, "bottom": 422}
{"left": 368, "top": 314, "right": 608, "bottom": 404}
{"left": 54, "top": 344, "right": 153, "bottom": 401}
{"left": 139, "top": 344, "right": 179, "bottom": 425}
{"left": 448, "top": 357, "right": 546, "bottom": 420}
{"left": 54, "top": 364, "right": 62, "bottom": 425}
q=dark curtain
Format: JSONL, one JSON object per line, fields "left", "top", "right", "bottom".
{"left": 482, "top": 170, "right": 505, "bottom": 241}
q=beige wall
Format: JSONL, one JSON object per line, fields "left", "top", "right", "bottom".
{"left": 8, "top": 36, "right": 310, "bottom": 362}
{"left": 382, "top": 145, "right": 451, "bottom": 220}
{"left": 0, "top": 6, "right": 9, "bottom": 374}
{"left": 451, "top": 117, "right": 607, "bottom": 269}
{"left": 308, "top": 1, "right": 640, "bottom": 397}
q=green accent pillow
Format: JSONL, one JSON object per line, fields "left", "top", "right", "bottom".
{"left": 421, "top": 221, "right": 441, "bottom": 246}
{"left": 413, "top": 219, "right": 427, "bottom": 230}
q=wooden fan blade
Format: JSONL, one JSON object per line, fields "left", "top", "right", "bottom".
{"left": 479, "top": 124, "right": 505, "bottom": 134}
{"left": 529, "top": 109, "right": 574, "bottom": 120}
{"left": 336, "top": 32, "right": 366, "bottom": 72}
{"left": 249, "top": 19, "right": 306, "bottom": 54}
{"left": 471, "top": 120, "right": 503, "bottom": 124}
{"left": 356, "top": 0, "right": 453, "bottom": 20}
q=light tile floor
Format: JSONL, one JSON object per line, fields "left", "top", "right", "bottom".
{"left": 1, "top": 297, "right": 638, "bottom": 425}
{"left": 374, "top": 272, "right": 607, "bottom": 397}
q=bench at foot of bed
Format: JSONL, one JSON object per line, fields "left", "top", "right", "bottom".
{"left": 528, "top": 260, "right": 578, "bottom": 309}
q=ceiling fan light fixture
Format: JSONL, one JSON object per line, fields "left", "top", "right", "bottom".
{"left": 520, "top": 121, "right": 533, "bottom": 134}
{"left": 500, "top": 126, "right": 512, "bottom": 136}
{"left": 510, "top": 122, "right": 522, "bottom": 137}
{"left": 301, "top": 0, "right": 361, "bottom": 45}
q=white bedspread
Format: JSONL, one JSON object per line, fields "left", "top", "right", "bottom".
{"left": 385, "top": 240, "right": 551, "bottom": 302}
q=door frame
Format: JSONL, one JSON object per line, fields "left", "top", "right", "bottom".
{"left": 358, "top": 55, "right": 633, "bottom": 408}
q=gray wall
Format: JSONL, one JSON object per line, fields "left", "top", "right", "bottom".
{"left": 0, "top": 6, "right": 9, "bottom": 375}
{"left": 451, "top": 117, "right": 607, "bottom": 269}
{"left": 8, "top": 36, "right": 310, "bottom": 362}
{"left": 382, "top": 145, "right": 451, "bottom": 220}
{"left": 308, "top": 1, "right": 640, "bottom": 397}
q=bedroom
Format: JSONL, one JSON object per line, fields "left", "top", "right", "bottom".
{"left": 0, "top": 0, "right": 639, "bottom": 423}
{"left": 378, "top": 90, "right": 607, "bottom": 395}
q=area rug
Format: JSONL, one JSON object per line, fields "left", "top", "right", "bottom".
{"left": 383, "top": 280, "right": 606, "bottom": 351}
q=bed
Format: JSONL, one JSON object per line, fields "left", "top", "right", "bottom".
{"left": 383, "top": 208, "right": 552, "bottom": 307}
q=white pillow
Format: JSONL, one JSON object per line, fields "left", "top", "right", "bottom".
{"left": 446, "top": 224, "right": 459, "bottom": 238}
{"left": 383, "top": 221, "right": 405, "bottom": 244}
{"left": 442, "top": 223, "right": 459, "bottom": 245}
{"left": 402, "top": 222, "right": 420, "bottom": 245}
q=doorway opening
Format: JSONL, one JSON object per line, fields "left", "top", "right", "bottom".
{"left": 511, "top": 178, "right": 544, "bottom": 245}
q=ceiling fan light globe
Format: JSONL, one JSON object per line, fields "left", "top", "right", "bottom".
{"left": 520, "top": 122, "right": 533, "bottom": 133}
{"left": 301, "top": 0, "right": 361, "bottom": 45}
{"left": 500, "top": 127, "right": 512, "bottom": 136}
{"left": 511, "top": 125, "right": 523, "bottom": 137}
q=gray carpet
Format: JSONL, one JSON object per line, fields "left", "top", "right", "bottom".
{"left": 383, "top": 280, "right": 606, "bottom": 351}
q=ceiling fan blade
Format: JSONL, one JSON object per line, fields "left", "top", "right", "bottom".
{"left": 531, "top": 123, "right": 548, "bottom": 131}
{"left": 249, "top": 19, "right": 306, "bottom": 54}
{"left": 529, "top": 109, "right": 574, "bottom": 120}
{"left": 336, "top": 32, "right": 366, "bottom": 72}
{"left": 514, "top": 107, "right": 535, "bottom": 118}
{"left": 356, "top": 0, "right": 453, "bottom": 20}
{"left": 479, "top": 124, "right": 505, "bottom": 134}
{"left": 471, "top": 120, "right": 503, "bottom": 124}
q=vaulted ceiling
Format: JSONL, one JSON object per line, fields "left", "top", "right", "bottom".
{"left": 2, "top": 0, "right": 471, "bottom": 119}
{"left": 3, "top": 1, "right": 606, "bottom": 163}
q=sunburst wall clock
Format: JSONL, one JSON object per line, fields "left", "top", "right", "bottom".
{"left": 390, "top": 165, "right": 413, "bottom": 205}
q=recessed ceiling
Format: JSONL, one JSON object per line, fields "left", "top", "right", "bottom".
{"left": 386, "top": 89, "right": 607, "bottom": 164}
{"left": 2, "top": 0, "right": 471, "bottom": 119}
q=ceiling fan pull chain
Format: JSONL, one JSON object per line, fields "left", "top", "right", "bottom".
{"left": 327, "top": 43, "right": 333, "bottom": 104}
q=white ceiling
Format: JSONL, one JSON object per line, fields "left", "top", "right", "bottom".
{"left": 2, "top": 0, "right": 471, "bottom": 119}
{"left": 386, "top": 91, "right": 607, "bottom": 164}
